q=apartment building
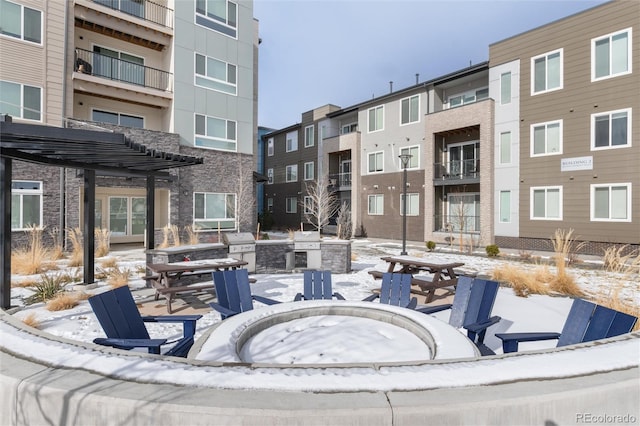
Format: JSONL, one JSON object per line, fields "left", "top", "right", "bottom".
{"left": 490, "top": 0, "right": 639, "bottom": 253}
{"left": 2, "top": 0, "right": 258, "bottom": 247}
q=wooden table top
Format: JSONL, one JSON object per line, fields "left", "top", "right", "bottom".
{"left": 380, "top": 255, "right": 465, "bottom": 269}
{"left": 147, "top": 258, "right": 248, "bottom": 273}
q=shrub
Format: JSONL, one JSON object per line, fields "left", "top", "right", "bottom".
{"left": 95, "top": 228, "right": 111, "bottom": 257}
{"left": 425, "top": 241, "right": 436, "bottom": 251}
{"left": 67, "top": 227, "right": 83, "bottom": 267}
{"left": 491, "top": 264, "right": 549, "bottom": 297}
{"left": 485, "top": 244, "right": 500, "bottom": 257}
{"left": 11, "top": 225, "right": 53, "bottom": 275}
{"left": 47, "top": 292, "right": 80, "bottom": 311}
{"left": 260, "top": 232, "right": 270, "bottom": 240}
{"left": 25, "top": 273, "right": 66, "bottom": 305}
{"left": 185, "top": 225, "right": 199, "bottom": 245}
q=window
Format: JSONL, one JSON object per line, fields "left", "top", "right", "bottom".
{"left": 304, "top": 161, "right": 314, "bottom": 180}
{"left": 592, "top": 28, "right": 631, "bottom": 81}
{"left": 499, "top": 191, "right": 511, "bottom": 223}
{"left": 591, "top": 108, "right": 631, "bottom": 150}
{"left": 286, "top": 197, "right": 297, "bottom": 213}
{"left": 531, "top": 120, "right": 562, "bottom": 156}
{"left": 193, "top": 192, "right": 236, "bottom": 230}
{"left": 304, "top": 125, "right": 314, "bottom": 147}
{"left": 93, "top": 109, "right": 143, "bottom": 128}
{"left": 11, "top": 180, "right": 42, "bottom": 229}
{"left": 368, "top": 151, "right": 383, "bottom": 173}
{"left": 93, "top": 46, "right": 144, "bottom": 86}
{"left": 267, "top": 168, "right": 273, "bottom": 184}
{"left": 399, "top": 146, "right": 419, "bottom": 169}
{"left": 195, "top": 0, "right": 237, "bottom": 38}
{"left": 108, "top": 196, "right": 146, "bottom": 236}
{"left": 499, "top": 132, "right": 511, "bottom": 164}
{"left": 0, "top": 80, "right": 41, "bottom": 121}
{"left": 267, "top": 138, "right": 274, "bottom": 156}
{"left": 531, "top": 186, "right": 562, "bottom": 220}
{"left": 195, "top": 53, "right": 237, "bottom": 95}
{"left": 0, "top": 0, "right": 41, "bottom": 44}
{"left": 195, "top": 114, "right": 237, "bottom": 151}
{"left": 286, "top": 130, "right": 298, "bottom": 152}
{"left": 447, "top": 87, "right": 489, "bottom": 108}
{"left": 532, "top": 49, "right": 562, "bottom": 94}
{"left": 368, "top": 105, "right": 384, "bottom": 132}
{"left": 591, "top": 183, "right": 630, "bottom": 222}
{"left": 400, "top": 193, "right": 419, "bottom": 216}
{"left": 400, "top": 95, "right": 419, "bottom": 125}
{"left": 286, "top": 165, "right": 298, "bottom": 182}
{"left": 267, "top": 198, "right": 273, "bottom": 212}
{"left": 500, "top": 72, "right": 511, "bottom": 104}
{"left": 341, "top": 122, "right": 357, "bottom": 134}
{"left": 447, "top": 193, "right": 480, "bottom": 233}
{"left": 303, "top": 196, "right": 314, "bottom": 214}
{"left": 368, "top": 194, "right": 384, "bottom": 215}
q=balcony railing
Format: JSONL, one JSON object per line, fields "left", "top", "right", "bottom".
{"left": 75, "top": 48, "right": 172, "bottom": 92}
{"left": 92, "top": 0, "right": 173, "bottom": 29}
{"left": 434, "top": 159, "right": 479, "bottom": 180}
{"left": 329, "top": 172, "right": 352, "bottom": 188}
{"left": 434, "top": 214, "right": 480, "bottom": 234}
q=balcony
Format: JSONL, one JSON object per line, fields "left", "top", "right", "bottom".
{"left": 434, "top": 214, "right": 480, "bottom": 234}
{"left": 433, "top": 159, "right": 479, "bottom": 185}
{"left": 87, "top": 0, "right": 173, "bottom": 29}
{"left": 329, "top": 173, "right": 352, "bottom": 190}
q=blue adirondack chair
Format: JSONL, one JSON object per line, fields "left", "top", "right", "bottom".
{"left": 294, "top": 270, "right": 345, "bottom": 301}
{"left": 209, "top": 269, "right": 280, "bottom": 320}
{"left": 363, "top": 273, "right": 417, "bottom": 309}
{"left": 495, "top": 298, "right": 637, "bottom": 353}
{"left": 88, "top": 285, "right": 202, "bottom": 357}
{"left": 416, "top": 276, "right": 502, "bottom": 346}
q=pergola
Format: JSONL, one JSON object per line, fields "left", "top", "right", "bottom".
{"left": 0, "top": 116, "right": 203, "bottom": 309}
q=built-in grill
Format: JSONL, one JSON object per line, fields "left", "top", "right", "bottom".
{"left": 223, "top": 232, "right": 256, "bottom": 272}
{"left": 291, "top": 231, "right": 321, "bottom": 270}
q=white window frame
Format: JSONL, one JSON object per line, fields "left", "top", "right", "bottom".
{"left": 267, "top": 138, "right": 274, "bottom": 156}
{"left": 367, "top": 105, "right": 384, "bottom": 133}
{"left": 303, "top": 161, "right": 314, "bottom": 181}
{"left": 530, "top": 186, "right": 563, "bottom": 220}
{"left": 286, "top": 130, "right": 298, "bottom": 152}
{"left": 92, "top": 108, "right": 144, "bottom": 128}
{"left": 400, "top": 95, "right": 420, "bottom": 125}
{"left": 0, "top": 0, "right": 42, "bottom": 45}
{"left": 341, "top": 122, "right": 357, "bottom": 134}
{"left": 195, "top": 0, "right": 237, "bottom": 39}
{"left": 530, "top": 120, "right": 563, "bottom": 157}
{"left": 499, "top": 190, "right": 511, "bottom": 223}
{"left": 285, "top": 197, "right": 297, "bottom": 214}
{"left": 500, "top": 72, "right": 511, "bottom": 105}
{"left": 194, "top": 113, "right": 237, "bottom": 152}
{"left": 0, "top": 80, "right": 42, "bottom": 121}
{"left": 368, "top": 151, "right": 384, "bottom": 174}
{"left": 446, "top": 87, "right": 489, "bottom": 109}
{"left": 195, "top": 53, "right": 237, "bottom": 95}
{"left": 591, "top": 108, "right": 632, "bottom": 151}
{"left": 591, "top": 28, "right": 632, "bottom": 82}
{"left": 285, "top": 164, "right": 298, "bottom": 182}
{"left": 304, "top": 125, "right": 314, "bottom": 147}
{"left": 267, "top": 168, "right": 273, "bottom": 184}
{"left": 531, "top": 48, "right": 563, "bottom": 95}
{"left": 193, "top": 192, "right": 237, "bottom": 231}
{"left": 368, "top": 194, "right": 384, "bottom": 215}
{"left": 11, "top": 180, "right": 43, "bottom": 230}
{"left": 400, "top": 193, "right": 419, "bottom": 216}
{"left": 399, "top": 146, "right": 419, "bottom": 169}
{"left": 499, "top": 131, "right": 511, "bottom": 164}
{"left": 590, "top": 183, "right": 631, "bottom": 222}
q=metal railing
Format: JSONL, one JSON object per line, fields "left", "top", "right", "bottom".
{"left": 434, "top": 159, "right": 479, "bottom": 180}
{"left": 434, "top": 214, "right": 481, "bottom": 234}
{"left": 91, "top": 0, "right": 173, "bottom": 29}
{"left": 74, "top": 48, "right": 172, "bottom": 92}
{"left": 329, "top": 172, "right": 352, "bottom": 188}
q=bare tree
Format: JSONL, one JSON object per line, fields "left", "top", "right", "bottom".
{"left": 302, "top": 172, "right": 340, "bottom": 234}
{"left": 232, "top": 153, "right": 255, "bottom": 233}
{"left": 336, "top": 201, "right": 353, "bottom": 239}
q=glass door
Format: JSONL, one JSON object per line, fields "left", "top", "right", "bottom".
{"left": 447, "top": 193, "right": 480, "bottom": 233}
{"left": 109, "top": 196, "right": 146, "bottom": 236}
{"left": 340, "top": 160, "right": 351, "bottom": 186}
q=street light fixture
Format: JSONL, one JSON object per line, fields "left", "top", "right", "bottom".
{"left": 399, "top": 153, "right": 412, "bottom": 256}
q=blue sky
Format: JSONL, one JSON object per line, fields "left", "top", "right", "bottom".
{"left": 254, "top": 0, "right": 609, "bottom": 129}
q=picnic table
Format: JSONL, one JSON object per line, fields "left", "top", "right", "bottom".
{"left": 146, "top": 258, "right": 249, "bottom": 313}
{"left": 368, "top": 255, "right": 465, "bottom": 303}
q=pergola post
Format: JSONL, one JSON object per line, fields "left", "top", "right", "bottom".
{"left": 83, "top": 169, "right": 95, "bottom": 284}
{"left": 1, "top": 157, "right": 12, "bottom": 309}
{"left": 146, "top": 176, "right": 155, "bottom": 250}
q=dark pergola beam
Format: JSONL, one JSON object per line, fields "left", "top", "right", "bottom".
{"left": 1, "top": 157, "right": 11, "bottom": 309}
{"left": 146, "top": 176, "right": 155, "bottom": 250}
{"left": 83, "top": 170, "right": 96, "bottom": 284}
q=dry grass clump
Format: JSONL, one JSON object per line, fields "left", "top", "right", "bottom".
{"left": 158, "top": 225, "right": 171, "bottom": 248}
{"left": 67, "top": 227, "right": 83, "bottom": 267}
{"left": 21, "top": 313, "right": 40, "bottom": 329}
{"left": 548, "top": 229, "right": 584, "bottom": 296}
{"left": 11, "top": 278, "right": 39, "bottom": 288}
{"left": 105, "top": 266, "right": 131, "bottom": 288}
{"left": 491, "top": 264, "right": 550, "bottom": 297}
{"left": 95, "top": 228, "right": 111, "bottom": 257}
{"left": 11, "top": 225, "right": 55, "bottom": 275}
{"left": 594, "top": 283, "right": 640, "bottom": 332}
{"left": 46, "top": 292, "right": 80, "bottom": 311}
{"left": 99, "top": 257, "right": 118, "bottom": 269}
{"left": 603, "top": 245, "right": 640, "bottom": 275}
{"left": 47, "top": 227, "right": 65, "bottom": 260}
{"left": 169, "top": 225, "right": 181, "bottom": 246}
{"left": 185, "top": 225, "right": 199, "bottom": 245}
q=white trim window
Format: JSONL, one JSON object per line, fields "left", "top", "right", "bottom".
{"left": 0, "top": 0, "right": 41, "bottom": 44}
{"left": 368, "top": 194, "right": 384, "bottom": 215}
{"left": 368, "top": 151, "right": 384, "bottom": 173}
{"left": 399, "top": 146, "right": 419, "bottom": 169}
{"left": 267, "top": 198, "right": 273, "bottom": 212}
{"left": 304, "top": 125, "right": 314, "bottom": 147}
{"left": 591, "top": 183, "right": 631, "bottom": 222}
{"left": 400, "top": 193, "right": 419, "bottom": 216}
{"left": 400, "top": 95, "right": 419, "bottom": 125}
{"left": 195, "top": 114, "right": 237, "bottom": 151}
{"left": 0, "top": 80, "right": 41, "bottom": 121}
{"left": 93, "top": 109, "right": 143, "bottom": 128}
{"left": 193, "top": 192, "right": 236, "bottom": 231}
{"left": 341, "top": 122, "right": 357, "bottom": 134}
{"left": 303, "top": 161, "right": 314, "bottom": 181}
{"left": 368, "top": 105, "right": 384, "bottom": 132}
{"left": 286, "top": 197, "right": 297, "bottom": 214}
{"left": 447, "top": 87, "right": 488, "bottom": 108}
{"left": 591, "top": 108, "right": 631, "bottom": 150}
{"left": 286, "top": 130, "right": 298, "bottom": 152}
{"left": 592, "top": 28, "right": 632, "bottom": 81}
{"left": 11, "top": 180, "right": 42, "bottom": 230}
{"left": 499, "top": 190, "right": 511, "bottom": 223}
{"left": 531, "top": 120, "right": 562, "bottom": 156}
{"left": 267, "top": 138, "right": 274, "bottom": 156}
{"left": 500, "top": 72, "right": 511, "bottom": 105}
{"left": 499, "top": 131, "right": 511, "bottom": 164}
{"left": 531, "top": 186, "right": 562, "bottom": 220}
{"left": 286, "top": 165, "right": 298, "bottom": 182}
{"left": 195, "top": 0, "right": 237, "bottom": 38}
{"left": 303, "top": 196, "right": 314, "bottom": 215}
{"left": 195, "top": 53, "right": 237, "bottom": 95}
{"left": 267, "top": 168, "right": 273, "bottom": 184}
{"left": 531, "top": 49, "right": 563, "bottom": 95}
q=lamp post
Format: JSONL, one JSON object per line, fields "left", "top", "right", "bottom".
{"left": 399, "top": 153, "right": 412, "bottom": 256}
